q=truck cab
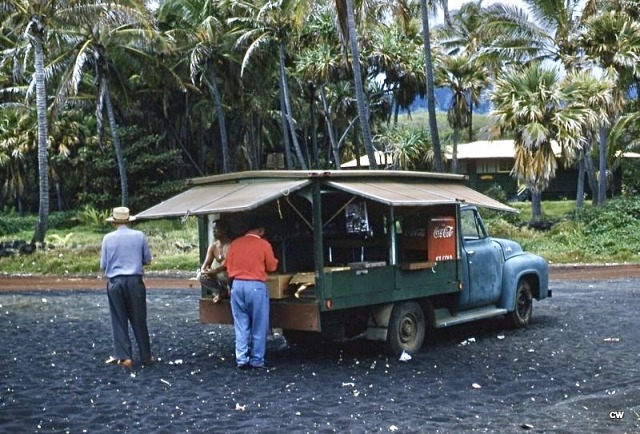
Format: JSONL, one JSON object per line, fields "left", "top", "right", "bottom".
{"left": 137, "top": 170, "right": 550, "bottom": 356}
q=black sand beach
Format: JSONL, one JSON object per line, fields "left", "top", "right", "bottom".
{"left": 2, "top": 273, "right": 640, "bottom": 433}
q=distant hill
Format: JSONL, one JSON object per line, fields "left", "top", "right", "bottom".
{"left": 408, "top": 88, "right": 492, "bottom": 114}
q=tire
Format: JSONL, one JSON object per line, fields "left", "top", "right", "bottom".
{"left": 506, "top": 279, "right": 533, "bottom": 328}
{"left": 384, "top": 301, "right": 425, "bottom": 356}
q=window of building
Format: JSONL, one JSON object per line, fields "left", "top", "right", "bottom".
{"left": 477, "top": 159, "right": 512, "bottom": 174}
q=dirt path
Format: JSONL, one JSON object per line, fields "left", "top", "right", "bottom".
{"left": 0, "top": 274, "right": 197, "bottom": 291}
{"left": 1, "top": 263, "right": 639, "bottom": 291}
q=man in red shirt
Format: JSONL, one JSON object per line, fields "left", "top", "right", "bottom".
{"left": 225, "top": 218, "right": 279, "bottom": 370}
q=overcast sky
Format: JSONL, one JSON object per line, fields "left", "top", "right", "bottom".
{"left": 448, "top": 0, "right": 527, "bottom": 10}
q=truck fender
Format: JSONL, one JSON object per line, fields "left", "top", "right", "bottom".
{"left": 364, "top": 303, "right": 394, "bottom": 342}
{"left": 498, "top": 254, "right": 547, "bottom": 311}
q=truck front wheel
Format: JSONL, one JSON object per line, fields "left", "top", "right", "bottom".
{"left": 384, "top": 301, "right": 425, "bottom": 356}
{"left": 507, "top": 279, "right": 533, "bottom": 328}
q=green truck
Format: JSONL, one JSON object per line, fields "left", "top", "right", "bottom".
{"left": 138, "top": 170, "right": 550, "bottom": 356}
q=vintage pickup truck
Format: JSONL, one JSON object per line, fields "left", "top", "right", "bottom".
{"left": 137, "top": 170, "right": 550, "bottom": 356}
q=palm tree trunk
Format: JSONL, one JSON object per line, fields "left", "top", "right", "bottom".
{"left": 279, "top": 83, "right": 293, "bottom": 170}
{"left": 308, "top": 84, "right": 319, "bottom": 169}
{"left": 32, "top": 32, "right": 49, "bottom": 245}
{"left": 354, "top": 126, "right": 361, "bottom": 168}
{"left": 320, "top": 87, "right": 341, "bottom": 168}
{"left": 102, "top": 79, "right": 129, "bottom": 207}
{"left": 54, "top": 176, "right": 66, "bottom": 211}
{"left": 279, "top": 43, "right": 308, "bottom": 170}
{"left": 583, "top": 151, "right": 598, "bottom": 205}
{"left": 576, "top": 152, "right": 585, "bottom": 208}
{"left": 345, "top": 0, "right": 378, "bottom": 170}
{"left": 468, "top": 99, "right": 474, "bottom": 142}
{"left": 206, "top": 68, "right": 231, "bottom": 173}
{"left": 531, "top": 188, "right": 542, "bottom": 222}
{"left": 441, "top": 0, "right": 452, "bottom": 28}
{"left": 420, "top": 0, "right": 444, "bottom": 173}
{"left": 597, "top": 126, "right": 607, "bottom": 206}
{"left": 451, "top": 126, "right": 459, "bottom": 173}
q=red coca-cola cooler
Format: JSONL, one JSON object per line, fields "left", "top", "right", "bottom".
{"left": 427, "top": 216, "right": 457, "bottom": 262}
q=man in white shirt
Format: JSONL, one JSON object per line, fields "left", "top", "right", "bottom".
{"left": 100, "top": 207, "right": 153, "bottom": 369}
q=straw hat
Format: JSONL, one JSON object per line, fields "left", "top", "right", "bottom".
{"left": 106, "top": 207, "right": 136, "bottom": 223}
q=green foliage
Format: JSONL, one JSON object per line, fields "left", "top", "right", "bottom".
{"left": 0, "top": 211, "right": 78, "bottom": 236}
{"left": 566, "top": 197, "right": 640, "bottom": 257}
{"left": 376, "top": 126, "right": 434, "bottom": 170}
{"left": 47, "top": 211, "right": 79, "bottom": 229}
{"left": 0, "top": 214, "right": 32, "bottom": 236}
{"left": 483, "top": 183, "right": 507, "bottom": 203}
{"left": 76, "top": 206, "right": 111, "bottom": 230}
{"left": 47, "top": 233, "right": 75, "bottom": 249}
{"left": 485, "top": 197, "right": 640, "bottom": 264}
{"left": 73, "top": 127, "right": 188, "bottom": 212}
{"left": 620, "top": 158, "right": 640, "bottom": 195}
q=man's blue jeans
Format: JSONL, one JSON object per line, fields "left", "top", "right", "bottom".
{"left": 230, "top": 279, "right": 270, "bottom": 367}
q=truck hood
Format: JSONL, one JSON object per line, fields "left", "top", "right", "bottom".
{"left": 492, "top": 238, "right": 524, "bottom": 259}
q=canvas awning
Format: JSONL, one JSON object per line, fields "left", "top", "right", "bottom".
{"left": 326, "top": 180, "right": 516, "bottom": 213}
{"left": 135, "top": 179, "right": 311, "bottom": 219}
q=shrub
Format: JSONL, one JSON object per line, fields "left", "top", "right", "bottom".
{"left": 76, "top": 206, "right": 111, "bottom": 230}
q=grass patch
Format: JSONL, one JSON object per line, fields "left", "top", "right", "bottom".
{"left": 485, "top": 197, "right": 640, "bottom": 264}
{"left": 0, "top": 214, "right": 200, "bottom": 276}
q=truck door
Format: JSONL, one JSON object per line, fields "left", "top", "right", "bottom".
{"left": 458, "top": 207, "right": 503, "bottom": 309}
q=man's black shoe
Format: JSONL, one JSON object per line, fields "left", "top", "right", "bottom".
{"left": 237, "top": 364, "right": 250, "bottom": 370}
{"left": 251, "top": 364, "right": 274, "bottom": 371}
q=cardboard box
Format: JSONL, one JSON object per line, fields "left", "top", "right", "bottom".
{"left": 267, "top": 274, "right": 294, "bottom": 299}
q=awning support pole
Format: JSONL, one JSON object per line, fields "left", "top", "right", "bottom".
{"left": 312, "top": 181, "right": 326, "bottom": 301}
{"left": 389, "top": 206, "right": 397, "bottom": 266}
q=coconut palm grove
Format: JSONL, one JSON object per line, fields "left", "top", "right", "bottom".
{"left": 1, "top": 0, "right": 640, "bottom": 243}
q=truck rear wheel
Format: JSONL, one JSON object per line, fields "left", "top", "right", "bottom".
{"left": 384, "top": 301, "right": 425, "bottom": 356}
{"left": 506, "top": 279, "right": 533, "bottom": 328}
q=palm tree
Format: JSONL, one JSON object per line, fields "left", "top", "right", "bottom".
{"left": 230, "top": 0, "right": 310, "bottom": 170}
{"left": 331, "top": 0, "right": 386, "bottom": 169}
{"left": 0, "top": 106, "right": 31, "bottom": 214}
{"left": 342, "top": 0, "right": 378, "bottom": 169}
{"left": 435, "top": 53, "right": 488, "bottom": 173}
{"left": 420, "top": 0, "right": 444, "bottom": 172}
{"left": 296, "top": 41, "right": 345, "bottom": 168}
{"left": 54, "top": 1, "right": 170, "bottom": 206}
{"left": 369, "top": 18, "right": 426, "bottom": 124}
{"left": 490, "top": 63, "right": 613, "bottom": 222}
{"left": 579, "top": 10, "right": 640, "bottom": 205}
{"left": 481, "top": 0, "right": 609, "bottom": 205}
{"left": 0, "top": 0, "right": 58, "bottom": 244}
{"left": 158, "top": 0, "right": 234, "bottom": 173}
{"left": 435, "top": 0, "right": 502, "bottom": 141}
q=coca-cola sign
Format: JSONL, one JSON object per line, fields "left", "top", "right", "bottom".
{"left": 432, "top": 225, "right": 454, "bottom": 239}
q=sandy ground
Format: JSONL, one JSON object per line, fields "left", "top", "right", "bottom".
{"left": 2, "top": 265, "right": 640, "bottom": 433}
